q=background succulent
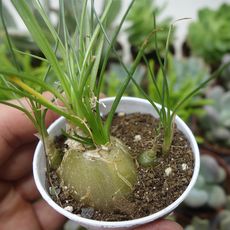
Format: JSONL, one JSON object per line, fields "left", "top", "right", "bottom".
{"left": 184, "top": 196, "right": 230, "bottom": 230}
{"left": 187, "top": 4, "right": 230, "bottom": 65}
{"left": 184, "top": 155, "right": 227, "bottom": 209}
{"left": 101, "top": 56, "right": 211, "bottom": 123}
{"left": 220, "top": 55, "right": 230, "bottom": 90}
{"left": 0, "top": 44, "right": 54, "bottom": 100}
{"left": 0, "top": 1, "right": 85, "bottom": 52}
{"left": 185, "top": 217, "right": 210, "bottom": 230}
{"left": 101, "top": 62, "right": 145, "bottom": 97}
{"left": 126, "top": 0, "right": 173, "bottom": 57}
{"left": 200, "top": 86, "right": 230, "bottom": 148}
{"left": 216, "top": 196, "right": 230, "bottom": 229}
{"left": 147, "top": 56, "right": 211, "bottom": 122}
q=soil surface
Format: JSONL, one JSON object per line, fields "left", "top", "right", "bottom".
{"left": 48, "top": 113, "right": 194, "bottom": 221}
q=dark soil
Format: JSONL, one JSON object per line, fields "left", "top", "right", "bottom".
{"left": 48, "top": 113, "right": 194, "bottom": 221}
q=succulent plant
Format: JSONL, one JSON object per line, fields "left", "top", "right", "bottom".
{"left": 0, "top": 1, "right": 84, "bottom": 51}
{"left": 126, "top": 0, "right": 173, "bottom": 56}
{"left": 200, "top": 86, "right": 230, "bottom": 148}
{"left": 101, "top": 63, "right": 145, "bottom": 97}
{"left": 187, "top": 4, "right": 230, "bottom": 65}
{"left": 220, "top": 55, "right": 230, "bottom": 90}
{"left": 214, "top": 196, "right": 230, "bottom": 230}
{"left": 205, "top": 196, "right": 230, "bottom": 230}
{"left": 185, "top": 217, "right": 210, "bottom": 230}
{"left": 218, "top": 209, "right": 230, "bottom": 230}
{"left": 184, "top": 196, "right": 230, "bottom": 230}
{"left": 102, "top": 56, "right": 211, "bottom": 123}
{"left": 148, "top": 56, "right": 211, "bottom": 122}
{"left": 184, "top": 155, "right": 227, "bottom": 209}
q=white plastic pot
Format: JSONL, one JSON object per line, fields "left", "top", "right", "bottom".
{"left": 33, "top": 97, "right": 200, "bottom": 230}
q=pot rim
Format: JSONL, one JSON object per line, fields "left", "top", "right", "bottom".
{"left": 33, "top": 96, "right": 200, "bottom": 229}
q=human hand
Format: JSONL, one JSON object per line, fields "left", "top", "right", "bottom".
{"left": 0, "top": 100, "right": 66, "bottom": 230}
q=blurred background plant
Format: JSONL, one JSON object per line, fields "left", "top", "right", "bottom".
{"left": 0, "top": 0, "right": 123, "bottom": 100}
{"left": 0, "top": 0, "right": 55, "bottom": 52}
{"left": 146, "top": 55, "right": 211, "bottom": 122}
{"left": 199, "top": 86, "right": 230, "bottom": 149}
{"left": 126, "top": 0, "right": 174, "bottom": 60}
{"left": 175, "top": 153, "right": 230, "bottom": 229}
{"left": 216, "top": 202, "right": 230, "bottom": 230}
{"left": 219, "top": 55, "right": 230, "bottom": 91}
{"left": 101, "top": 63, "right": 145, "bottom": 98}
{"left": 187, "top": 4, "right": 230, "bottom": 69}
{"left": 184, "top": 196, "right": 230, "bottom": 230}
{"left": 184, "top": 154, "right": 227, "bottom": 209}
{"left": 0, "top": 43, "right": 55, "bottom": 100}
{"left": 101, "top": 55, "right": 211, "bottom": 123}
{"left": 185, "top": 216, "right": 210, "bottom": 230}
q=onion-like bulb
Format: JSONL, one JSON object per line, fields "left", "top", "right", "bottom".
{"left": 57, "top": 137, "right": 137, "bottom": 211}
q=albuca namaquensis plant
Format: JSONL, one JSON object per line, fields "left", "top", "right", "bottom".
{"left": 0, "top": 0, "right": 230, "bottom": 213}
{"left": 0, "top": 0, "right": 155, "bottom": 211}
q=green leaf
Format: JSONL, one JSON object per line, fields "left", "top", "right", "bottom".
{"left": 11, "top": 0, "right": 70, "bottom": 95}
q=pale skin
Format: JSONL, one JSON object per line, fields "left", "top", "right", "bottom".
{"left": 0, "top": 99, "right": 183, "bottom": 230}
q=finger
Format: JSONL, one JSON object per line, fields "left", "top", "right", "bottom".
{"left": 0, "top": 142, "right": 36, "bottom": 180}
{"left": 15, "top": 174, "right": 40, "bottom": 202}
{"left": 134, "top": 219, "right": 183, "bottom": 230}
{"left": 34, "top": 199, "right": 66, "bottom": 230}
{"left": 0, "top": 99, "right": 58, "bottom": 165}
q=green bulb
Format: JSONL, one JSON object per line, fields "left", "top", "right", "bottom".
{"left": 57, "top": 137, "right": 137, "bottom": 211}
{"left": 138, "top": 149, "right": 157, "bottom": 167}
